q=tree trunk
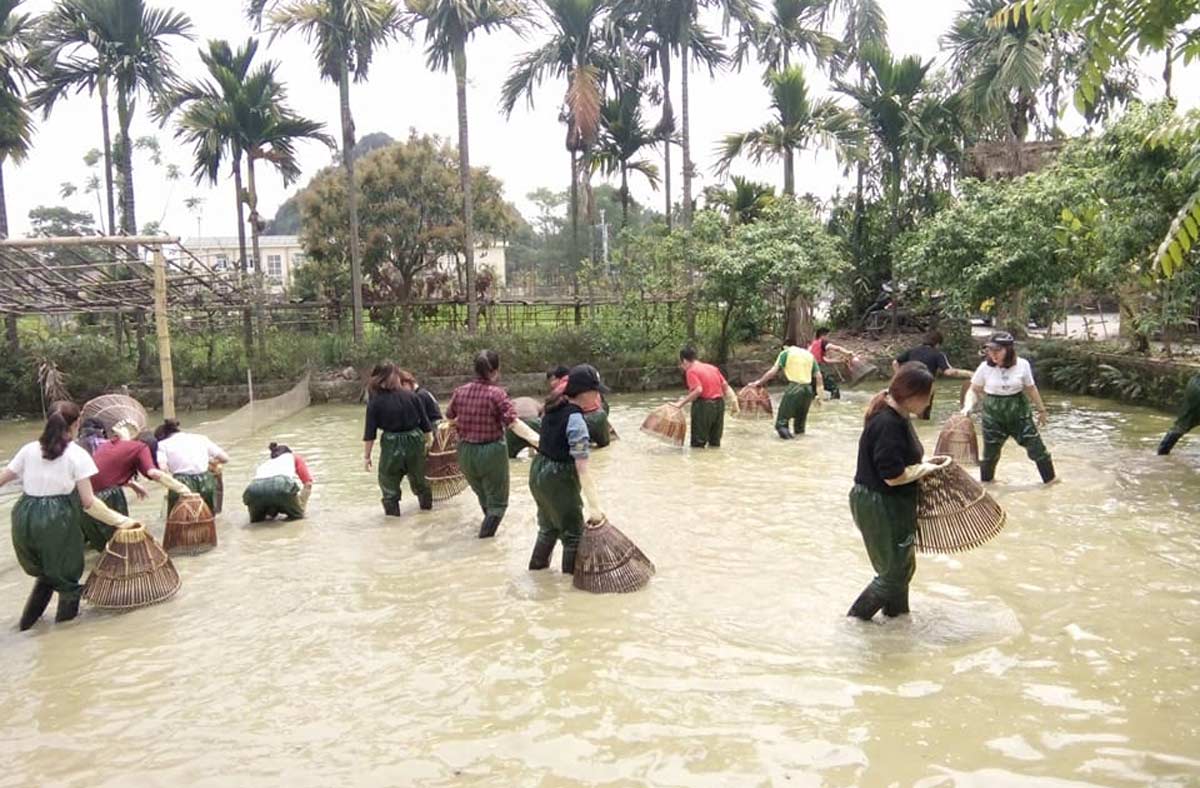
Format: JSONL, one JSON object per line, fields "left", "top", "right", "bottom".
{"left": 1164, "top": 41, "right": 1174, "bottom": 100}
{"left": 454, "top": 42, "right": 479, "bottom": 333}
{"left": 569, "top": 148, "right": 580, "bottom": 302}
{"left": 233, "top": 156, "right": 254, "bottom": 360}
{"left": 99, "top": 76, "right": 116, "bottom": 236}
{"left": 784, "top": 148, "right": 795, "bottom": 196}
{"left": 339, "top": 60, "right": 365, "bottom": 343}
{"left": 620, "top": 165, "right": 630, "bottom": 227}
{"left": 115, "top": 90, "right": 136, "bottom": 235}
{"left": 0, "top": 162, "right": 15, "bottom": 353}
{"left": 660, "top": 41, "right": 674, "bottom": 231}
{"left": 680, "top": 37, "right": 696, "bottom": 341}
{"left": 785, "top": 292, "right": 813, "bottom": 347}
{"left": 997, "top": 288, "right": 1029, "bottom": 339}
{"left": 245, "top": 154, "right": 267, "bottom": 357}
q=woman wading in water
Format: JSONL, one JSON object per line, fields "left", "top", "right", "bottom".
{"left": 363, "top": 362, "right": 433, "bottom": 516}
{"left": 0, "top": 403, "right": 138, "bottom": 630}
{"left": 447, "top": 351, "right": 540, "bottom": 538}
{"left": 155, "top": 419, "right": 229, "bottom": 513}
{"left": 847, "top": 366, "right": 941, "bottom": 621}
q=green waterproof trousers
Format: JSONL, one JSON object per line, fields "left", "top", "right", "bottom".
{"left": 457, "top": 440, "right": 510, "bottom": 517}
{"left": 243, "top": 475, "right": 305, "bottom": 522}
{"left": 584, "top": 409, "right": 612, "bottom": 448}
{"left": 981, "top": 393, "right": 1050, "bottom": 470}
{"left": 506, "top": 417, "right": 542, "bottom": 458}
{"left": 80, "top": 485, "right": 128, "bottom": 551}
{"left": 528, "top": 455, "right": 584, "bottom": 551}
{"left": 813, "top": 363, "right": 840, "bottom": 400}
{"left": 378, "top": 429, "right": 430, "bottom": 507}
{"left": 848, "top": 484, "right": 917, "bottom": 604}
{"left": 1172, "top": 375, "right": 1200, "bottom": 435}
{"left": 690, "top": 398, "right": 725, "bottom": 448}
{"left": 169, "top": 471, "right": 218, "bottom": 514}
{"left": 777, "top": 383, "right": 815, "bottom": 434}
{"left": 12, "top": 493, "right": 86, "bottom": 599}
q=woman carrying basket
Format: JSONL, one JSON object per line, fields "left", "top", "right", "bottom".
{"left": 0, "top": 402, "right": 138, "bottom": 630}
{"left": 847, "top": 366, "right": 941, "bottom": 621}
{"left": 155, "top": 420, "right": 230, "bottom": 513}
{"left": 447, "top": 350, "right": 540, "bottom": 538}
{"left": 961, "top": 332, "right": 1056, "bottom": 484}
{"left": 528, "top": 365, "right": 608, "bottom": 574}
{"left": 363, "top": 363, "right": 433, "bottom": 516}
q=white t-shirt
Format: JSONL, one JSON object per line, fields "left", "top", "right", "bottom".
{"left": 971, "top": 358, "right": 1036, "bottom": 396}
{"left": 254, "top": 453, "right": 298, "bottom": 482}
{"left": 157, "top": 432, "right": 225, "bottom": 475}
{"left": 5, "top": 441, "right": 98, "bottom": 496}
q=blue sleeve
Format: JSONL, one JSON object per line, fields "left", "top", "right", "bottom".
{"left": 566, "top": 413, "right": 590, "bottom": 460}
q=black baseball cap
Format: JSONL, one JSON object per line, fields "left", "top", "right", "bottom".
{"left": 564, "top": 364, "right": 610, "bottom": 397}
{"left": 985, "top": 331, "right": 1015, "bottom": 349}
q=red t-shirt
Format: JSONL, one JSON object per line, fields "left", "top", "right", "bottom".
{"left": 91, "top": 438, "right": 156, "bottom": 491}
{"left": 686, "top": 362, "right": 726, "bottom": 400}
{"left": 294, "top": 454, "right": 314, "bottom": 485}
{"left": 809, "top": 338, "right": 828, "bottom": 364}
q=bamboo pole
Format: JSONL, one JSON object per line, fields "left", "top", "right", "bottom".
{"left": 153, "top": 248, "right": 176, "bottom": 419}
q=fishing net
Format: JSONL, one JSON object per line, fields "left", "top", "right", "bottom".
{"left": 195, "top": 372, "right": 312, "bottom": 448}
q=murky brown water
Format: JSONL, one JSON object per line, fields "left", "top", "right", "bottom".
{"left": 1, "top": 382, "right": 1198, "bottom": 786}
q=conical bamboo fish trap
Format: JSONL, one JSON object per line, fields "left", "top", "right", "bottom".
{"left": 427, "top": 421, "right": 468, "bottom": 501}
{"left": 844, "top": 356, "right": 878, "bottom": 386}
{"left": 83, "top": 525, "right": 181, "bottom": 609}
{"left": 573, "top": 517, "right": 655, "bottom": 594}
{"left": 81, "top": 394, "right": 148, "bottom": 434}
{"left": 934, "top": 413, "right": 980, "bottom": 466}
{"left": 915, "top": 456, "right": 1006, "bottom": 554}
{"left": 513, "top": 396, "right": 542, "bottom": 420}
{"left": 640, "top": 404, "right": 686, "bottom": 447}
{"left": 208, "top": 459, "right": 225, "bottom": 514}
{"left": 736, "top": 385, "right": 773, "bottom": 419}
{"left": 163, "top": 493, "right": 217, "bottom": 555}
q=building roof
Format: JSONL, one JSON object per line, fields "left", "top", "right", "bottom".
{"left": 184, "top": 236, "right": 300, "bottom": 248}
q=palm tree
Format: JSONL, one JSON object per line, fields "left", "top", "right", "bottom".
{"left": 407, "top": 0, "right": 526, "bottom": 333}
{"left": 251, "top": 0, "right": 406, "bottom": 344}
{"left": 501, "top": 0, "right": 612, "bottom": 297}
{"left": 0, "top": 0, "right": 33, "bottom": 352}
{"left": 747, "top": 0, "right": 837, "bottom": 71}
{"left": 703, "top": 175, "right": 774, "bottom": 225}
{"left": 715, "top": 66, "right": 853, "bottom": 196}
{"left": 593, "top": 87, "right": 659, "bottom": 227}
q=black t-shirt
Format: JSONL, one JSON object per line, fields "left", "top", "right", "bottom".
{"left": 363, "top": 390, "right": 432, "bottom": 440}
{"left": 896, "top": 344, "right": 950, "bottom": 376}
{"left": 539, "top": 400, "right": 583, "bottom": 462}
{"left": 854, "top": 406, "right": 924, "bottom": 494}
{"left": 416, "top": 387, "right": 442, "bottom": 424}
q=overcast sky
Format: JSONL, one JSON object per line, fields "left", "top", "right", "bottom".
{"left": 5, "top": 0, "right": 1195, "bottom": 241}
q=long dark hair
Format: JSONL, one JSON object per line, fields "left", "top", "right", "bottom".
{"left": 269, "top": 442, "right": 292, "bottom": 459}
{"left": 41, "top": 401, "right": 80, "bottom": 460}
{"left": 368, "top": 362, "right": 398, "bottom": 395}
{"left": 986, "top": 346, "right": 1017, "bottom": 368}
{"left": 137, "top": 432, "right": 159, "bottom": 468}
{"left": 155, "top": 419, "right": 182, "bottom": 441}
{"left": 76, "top": 417, "right": 107, "bottom": 456}
{"left": 864, "top": 366, "right": 934, "bottom": 425}
{"left": 474, "top": 350, "right": 500, "bottom": 381}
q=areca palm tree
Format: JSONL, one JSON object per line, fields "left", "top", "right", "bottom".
{"left": 407, "top": 0, "right": 526, "bottom": 333}
{"left": 747, "top": 0, "right": 837, "bottom": 71}
{"left": 33, "top": 0, "right": 192, "bottom": 238}
{"left": 0, "top": 0, "right": 33, "bottom": 351}
{"left": 715, "top": 66, "right": 853, "bottom": 196}
{"left": 251, "top": 0, "right": 406, "bottom": 344}
{"left": 593, "top": 87, "right": 659, "bottom": 227}
{"left": 501, "top": 0, "right": 612, "bottom": 296}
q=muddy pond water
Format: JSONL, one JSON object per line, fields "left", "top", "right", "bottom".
{"left": 0, "top": 382, "right": 1197, "bottom": 786}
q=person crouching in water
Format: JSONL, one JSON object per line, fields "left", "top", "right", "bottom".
{"left": 82, "top": 420, "right": 193, "bottom": 550}
{"left": 528, "top": 365, "right": 608, "bottom": 574}
{"left": 847, "top": 366, "right": 941, "bottom": 621}
{"left": 0, "top": 402, "right": 138, "bottom": 630}
{"left": 155, "top": 419, "right": 230, "bottom": 513}
{"left": 448, "top": 350, "right": 541, "bottom": 538}
{"left": 363, "top": 362, "right": 433, "bottom": 516}
{"left": 244, "top": 443, "right": 314, "bottom": 522}
{"left": 961, "top": 332, "right": 1056, "bottom": 484}
{"left": 674, "top": 347, "right": 740, "bottom": 448}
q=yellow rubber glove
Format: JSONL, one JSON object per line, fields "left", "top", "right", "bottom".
{"left": 578, "top": 466, "right": 604, "bottom": 524}
{"left": 155, "top": 471, "right": 192, "bottom": 496}
{"left": 510, "top": 418, "right": 540, "bottom": 449}
{"left": 299, "top": 484, "right": 312, "bottom": 510}
{"left": 83, "top": 498, "right": 136, "bottom": 529}
{"left": 424, "top": 431, "right": 434, "bottom": 451}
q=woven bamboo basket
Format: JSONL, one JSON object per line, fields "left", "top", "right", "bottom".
{"left": 513, "top": 396, "right": 542, "bottom": 420}
{"left": 427, "top": 422, "right": 469, "bottom": 501}
{"left": 915, "top": 456, "right": 1006, "bottom": 554}
{"left": 209, "top": 459, "right": 224, "bottom": 514}
{"left": 934, "top": 413, "right": 980, "bottom": 466}
{"left": 83, "top": 524, "right": 181, "bottom": 609}
{"left": 81, "top": 394, "right": 148, "bottom": 434}
{"left": 640, "top": 404, "right": 687, "bottom": 447}
{"left": 736, "top": 385, "right": 773, "bottom": 419}
{"left": 573, "top": 517, "right": 655, "bottom": 594}
{"left": 844, "top": 356, "right": 878, "bottom": 386}
{"left": 163, "top": 493, "right": 217, "bottom": 555}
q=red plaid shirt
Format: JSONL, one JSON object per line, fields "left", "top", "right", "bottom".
{"left": 446, "top": 380, "right": 518, "bottom": 443}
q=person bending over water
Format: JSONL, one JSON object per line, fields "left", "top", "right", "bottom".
{"left": 675, "top": 347, "right": 740, "bottom": 448}
{"left": 155, "top": 419, "right": 230, "bottom": 512}
{"left": 961, "top": 332, "right": 1056, "bottom": 484}
{"left": 244, "top": 442, "right": 314, "bottom": 522}
{"left": 363, "top": 362, "right": 433, "bottom": 516}
{"left": 751, "top": 342, "right": 823, "bottom": 440}
{"left": 809, "top": 327, "right": 856, "bottom": 400}
{"left": 1158, "top": 373, "right": 1200, "bottom": 455}
{"left": 0, "top": 402, "right": 138, "bottom": 630}
{"left": 847, "top": 366, "right": 940, "bottom": 621}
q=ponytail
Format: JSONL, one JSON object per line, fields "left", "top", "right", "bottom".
{"left": 269, "top": 442, "right": 291, "bottom": 458}
{"left": 473, "top": 350, "right": 500, "bottom": 381}
{"left": 155, "top": 419, "right": 182, "bottom": 441}
{"left": 863, "top": 365, "right": 934, "bottom": 426}
{"left": 40, "top": 401, "right": 80, "bottom": 460}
